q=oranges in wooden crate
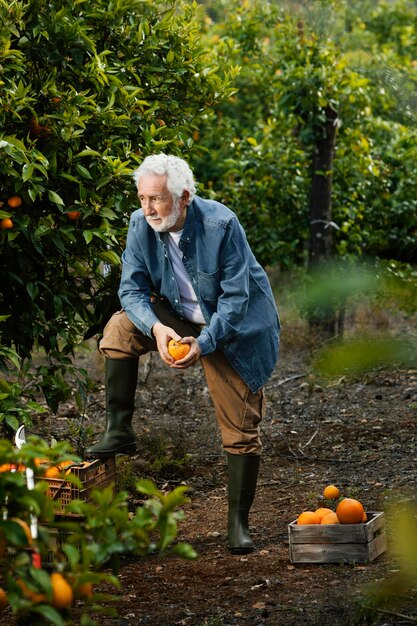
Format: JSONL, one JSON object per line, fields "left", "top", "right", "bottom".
{"left": 296, "top": 485, "right": 367, "bottom": 525}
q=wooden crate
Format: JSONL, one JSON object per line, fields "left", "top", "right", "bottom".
{"left": 42, "top": 458, "right": 116, "bottom": 516}
{"left": 288, "top": 511, "right": 386, "bottom": 564}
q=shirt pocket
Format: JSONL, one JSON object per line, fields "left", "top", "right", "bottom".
{"left": 197, "top": 268, "right": 220, "bottom": 303}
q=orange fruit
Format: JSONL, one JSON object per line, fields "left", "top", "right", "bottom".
{"left": 362, "top": 511, "right": 368, "bottom": 522}
{"left": 323, "top": 484, "right": 340, "bottom": 500}
{"left": 336, "top": 498, "right": 365, "bottom": 524}
{"left": 314, "top": 507, "right": 333, "bottom": 521}
{"left": 167, "top": 339, "right": 190, "bottom": 361}
{"left": 44, "top": 465, "right": 61, "bottom": 478}
{"left": 0, "top": 587, "right": 8, "bottom": 611}
{"left": 30, "top": 117, "right": 51, "bottom": 137}
{"left": 320, "top": 511, "right": 340, "bottom": 524}
{"left": 67, "top": 210, "right": 81, "bottom": 220}
{"left": 297, "top": 511, "right": 321, "bottom": 525}
{"left": 0, "top": 218, "right": 13, "bottom": 230}
{"left": 7, "top": 195, "right": 22, "bottom": 208}
{"left": 16, "top": 579, "right": 46, "bottom": 604}
{"left": 10, "top": 518, "right": 32, "bottom": 546}
{"left": 75, "top": 581, "right": 93, "bottom": 598}
{"left": 50, "top": 572, "right": 73, "bottom": 609}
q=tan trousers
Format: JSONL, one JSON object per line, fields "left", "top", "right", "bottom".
{"left": 99, "top": 299, "right": 264, "bottom": 455}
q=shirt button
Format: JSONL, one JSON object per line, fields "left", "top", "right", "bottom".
{"left": 175, "top": 299, "right": 179, "bottom": 303}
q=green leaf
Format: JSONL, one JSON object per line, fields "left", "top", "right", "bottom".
{"left": 136, "top": 479, "right": 161, "bottom": 497}
{"left": 48, "top": 190, "right": 65, "bottom": 206}
{"left": 76, "top": 163, "right": 93, "bottom": 179}
{"left": 83, "top": 230, "right": 94, "bottom": 244}
{"left": 27, "top": 282, "right": 39, "bottom": 300}
{"left": 171, "top": 542, "right": 199, "bottom": 560}
{"left": 22, "top": 163, "right": 35, "bottom": 181}
{"left": 98, "top": 250, "right": 121, "bottom": 265}
{"left": 32, "top": 604, "right": 66, "bottom": 626}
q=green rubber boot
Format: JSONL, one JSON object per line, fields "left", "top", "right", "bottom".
{"left": 86, "top": 357, "right": 138, "bottom": 458}
{"left": 227, "top": 453, "right": 260, "bottom": 554}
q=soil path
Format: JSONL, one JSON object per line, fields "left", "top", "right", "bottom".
{"left": 63, "top": 323, "right": 417, "bottom": 626}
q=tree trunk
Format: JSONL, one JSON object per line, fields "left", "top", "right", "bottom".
{"left": 308, "top": 105, "right": 341, "bottom": 340}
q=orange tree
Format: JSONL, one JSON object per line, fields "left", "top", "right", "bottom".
{"left": 195, "top": 0, "right": 417, "bottom": 271}
{"left": 0, "top": 0, "right": 237, "bottom": 416}
{"left": 194, "top": 0, "right": 417, "bottom": 339}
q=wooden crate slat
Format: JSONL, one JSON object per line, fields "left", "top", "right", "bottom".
{"left": 289, "top": 512, "right": 384, "bottom": 544}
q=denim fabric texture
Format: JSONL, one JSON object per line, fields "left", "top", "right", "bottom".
{"left": 118, "top": 195, "right": 281, "bottom": 393}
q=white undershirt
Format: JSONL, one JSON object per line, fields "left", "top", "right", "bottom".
{"left": 167, "top": 231, "right": 206, "bottom": 325}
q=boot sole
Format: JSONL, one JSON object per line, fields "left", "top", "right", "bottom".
{"left": 85, "top": 442, "right": 137, "bottom": 459}
{"left": 228, "top": 545, "right": 255, "bottom": 555}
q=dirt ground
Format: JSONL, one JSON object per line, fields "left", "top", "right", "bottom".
{"left": 22, "top": 308, "right": 417, "bottom": 625}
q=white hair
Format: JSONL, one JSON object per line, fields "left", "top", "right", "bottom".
{"left": 132, "top": 154, "right": 196, "bottom": 203}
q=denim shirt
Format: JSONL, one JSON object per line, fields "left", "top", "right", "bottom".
{"left": 118, "top": 195, "right": 281, "bottom": 393}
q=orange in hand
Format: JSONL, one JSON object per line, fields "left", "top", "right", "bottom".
{"left": 168, "top": 339, "right": 190, "bottom": 361}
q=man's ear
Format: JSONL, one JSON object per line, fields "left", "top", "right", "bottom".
{"left": 181, "top": 190, "right": 191, "bottom": 206}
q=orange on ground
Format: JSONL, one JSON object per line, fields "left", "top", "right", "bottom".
{"left": 0, "top": 218, "right": 13, "bottom": 230}
{"left": 10, "top": 518, "right": 32, "bottom": 546}
{"left": 67, "top": 210, "right": 81, "bottom": 220}
{"left": 320, "top": 511, "right": 340, "bottom": 524}
{"left": 0, "top": 587, "right": 8, "bottom": 611}
{"left": 323, "top": 484, "right": 340, "bottom": 500}
{"left": 297, "top": 511, "right": 321, "bottom": 525}
{"left": 336, "top": 497, "right": 365, "bottom": 524}
{"left": 314, "top": 507, "right": 333, "bottom": 521}
{"left": 168, "top": 339, "right": 190, "bottom": 361}
{"left": 7, "top": 195, "right": 22, "bottom": 208}
{"left": 50, "top": 572, "right": 73, "bottom": 609}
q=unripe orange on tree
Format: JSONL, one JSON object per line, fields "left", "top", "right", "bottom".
{"left": 168, "top": 339, "right": 190, "bottom": 361}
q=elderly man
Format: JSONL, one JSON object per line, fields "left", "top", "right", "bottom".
{"left": 87, "top": 153, "right": 280, "bottom": 554}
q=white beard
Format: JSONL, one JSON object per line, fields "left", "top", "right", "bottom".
{"left": 146, "top": 199, "right": 181, "bottom": 232}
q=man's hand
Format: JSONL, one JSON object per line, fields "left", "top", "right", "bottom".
{"left": 152, "top": 322, "right": 201, "bottom": 368}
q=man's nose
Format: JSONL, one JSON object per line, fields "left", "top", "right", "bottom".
{"left": 141, "top": 199, "right": 155, "bottom": 213}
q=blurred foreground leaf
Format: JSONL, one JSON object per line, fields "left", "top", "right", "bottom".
{"left": 314, "top": 335, "right": 417, "bottom": 378}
